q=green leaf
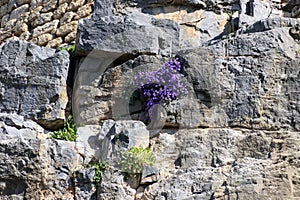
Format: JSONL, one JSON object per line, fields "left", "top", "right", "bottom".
{"left": 49, "top": 115, "right": 77, "bottom": 141}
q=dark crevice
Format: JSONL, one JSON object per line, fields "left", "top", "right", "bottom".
{"left": 245, "top": 0, "right": 254, "bottom": 16}
{"left": 65, "top": 51, "right": 82, "bottom": 118}
{"left": 71, "top": 174, "right": 76, "bottom": 200}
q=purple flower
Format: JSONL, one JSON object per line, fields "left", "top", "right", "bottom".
{"left": 134, "top": 58, "right": 187, "bottom": 120}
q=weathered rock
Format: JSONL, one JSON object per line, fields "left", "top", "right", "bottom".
{"left": 9, "top": 4, "right": 29, "bottom": 20}
{"left": 32, "top": 20, "right": 59, "bottom": 38}
{"left": 1, "top": 0, "right": 300, "bottom": 199}
{"left": 56, "top": 21, "right": 78, "bottom": 37}
{"left": 0, "top": 40, "right": 69, "bottom": 130}
{"left": 16, "top": 0, "right": 31, "bottom": 6}
{"left": 67, "top": 0, "right": 85, "bottom": 11}
{"left": 64, "top": 31, "right": 76, "bottom": 43}
{"left": 76, "top": 3, "right": 93, "bottom": 19}
{"left": 74, "top": 26, "right": 300, "bottom": 131}
{"left": 1, "top": 14, "right": 9, "bottom": 28}
{"left": 32, "top": 12, "right": 53, "bottom": 27}
{"left": 76, "top": 125, "right": 102, "bottom": 164}
{"left": 76, "top": 13, "right": 180, "bottom": 56}
{"left": 99, "top": 120, "right": 149, "bottom": 166}
{"left": 53, "top": 2, "right": 68, "bottom": 19}
{"left": 0, "top": 134, "right": 83, "bottom": 199}
{"left": 46, "top": 37, "right": 63, "bottom": 48}
{"left": 144, "top": 128, "right": 300, "bottom": 199}
{"left": 140, "top": 165, "right": 160, "bottom": 185}
{"left": 74, "top": 168, "right": 97, "bottom": 200}
{"left": 41, "top": 0, "right": 58, "bottom": 13}
{"left": 283, "top": 0, "right": 300, "bottom": 12}
{"left": 0, "top": 113, "right": 46, "bottom": 139}
{"left": 98, "top": 167, "right": 136, "bottom": 200}
{"left": 32, "top": 33, "right": 53, "bottom": 45}
{"left": 13, "top": 21, "right": 28, "bottom": 36}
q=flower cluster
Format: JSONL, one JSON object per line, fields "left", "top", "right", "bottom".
{"left": 134, "top": 58, "right": 187, "bottom": 118}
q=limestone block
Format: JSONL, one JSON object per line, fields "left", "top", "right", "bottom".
{"left": 76, "top": 125, "right": 102, "bottom": 163}
{"left": 146, "top": 128, "right": 300, "bottom": 199}
{"left": 28, "top": 6, "right": 42, "bottom": 24}
{"left": 0, "top": 113, "right": 45, "bottom": 139}
{"left": 41, "top": 0, "right": 57, "bottom": 13}
{"left": 53, "top": 2, "right": 68, "bottom": 19}
{"left": 32, "top": 12, "right": 53, "bottom": 26}
{"left": 46, "top": 37, "right": 63, "bottom": 48}
{"left": 13, "top": 21, "right": 28, "bottom": 36}
{"left": 36, "top": 33, "right": 54, "bottom": 46}
{"left": 74, "top": 168, "right": 97, "bottom": 199}
{"left": 239, "top": 0, "right": 273, "bottom": 28}
{"left": 0, "top": 135, "right": 83, "bottom": 199}
{"left": 76, "top": 12, "right": 179, "bottom": 56}
{"left": 9, "top": 4, "right": 29, "bottom": 20}
{"left": 67, "top": 0, "right": 85, "bottom": 11}
{"left": 56, "top": 21, "right": 78, "bottom": 37}
{"left": 60, "top": 11, "right": 77, "bottom": 26}
{"left": 75, "top": 3, "right": 93, "bottom": 19}
{"left": 98, "top": 120, "right": 150, "bottom": 166}
{"left": 99, "top": 167, "right": 136, "bottom": 200}
{"left": 19, "top": 31, "right": 31, "bottom": 40}
{"left": 0, "top": 40, "right": 69, "bottom": 129}
{"left": 32, "top": 19, "right": 59, "bottom": 38}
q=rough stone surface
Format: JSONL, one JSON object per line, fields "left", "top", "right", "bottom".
{"left": 1, "top": 0, "right": 300, "bottom": 199}
{"left": 99, "top": 120, "right": 149, "bottom": 166}
{"left": 0, "top": 134, "right": 83, "bottom": 199}
{"left": 74, "top": 27, "right": 300, "bottom": 132}
{"left": 74, "top": 168, "right": 97, "bottom": 200}
{"left": 144, "top": 128, "right": 300, "bottom": 199}
{"left": 71, "top": 0, "right": 300, "bottom": 199}
{"left": 0, "top": 113, "right": 46, "bottom": 139}
{"left": 0, "top": 40, "right": 69, "bottom": 130}
{"left": 98, "top": 167, "right": 136, "bottom": 200}
{"left": 0, "top": 0, "right": 94, "bottom": 47}
{"left": 77, "top": 13, "right": 180, "bottom": 56}
{"left": 76, "top": 125, "right": 102, "bottom": 164}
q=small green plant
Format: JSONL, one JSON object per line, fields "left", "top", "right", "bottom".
{"left": 119, "top": 147, "right": 155, "bottom": 175}
{"left": 49, "top": 115, "right": 77, "bottom": 141}
{"left": 242, "top": 114, "right": 249, "bottom": 121}
{"left": 86, "top": 160, "right": 109, "bottom": 185}
{"left": 58, "top": 45, "right": 75, "bottom": 54}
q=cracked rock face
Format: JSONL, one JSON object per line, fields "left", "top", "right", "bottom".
{"left": 0, "top": 134, "right": 83, "bottom": 199}
{"left": 72, "top": 0, "right": 300, "bottom": 199}
{"left": 0, "top": 39, "right": 69, "bottom": 130}
{"left": 1, "top": 0, "right": 300, "bottom": 199}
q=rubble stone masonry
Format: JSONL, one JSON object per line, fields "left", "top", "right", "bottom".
{"left": 0, "top": 0, "right": 93, "bottom": 48}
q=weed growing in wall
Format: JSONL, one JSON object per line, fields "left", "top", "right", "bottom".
{"left": 49, "top": 115, "right": 77, "bottom": 141}
{"left": 58, "top": 45, "right": 76, "bottom": 54}
{"left": 119, "top": 147, "right": 155, "bottom": 176}
{"left": 85, "top": 160, "right": 109, "bottom": 185}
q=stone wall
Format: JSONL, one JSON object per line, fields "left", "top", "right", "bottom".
{"left": 0, "top": 0, "right": 93, "bottom": 48}
{"left": 1, "top": 0, "right": 300, "bottom": 199}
